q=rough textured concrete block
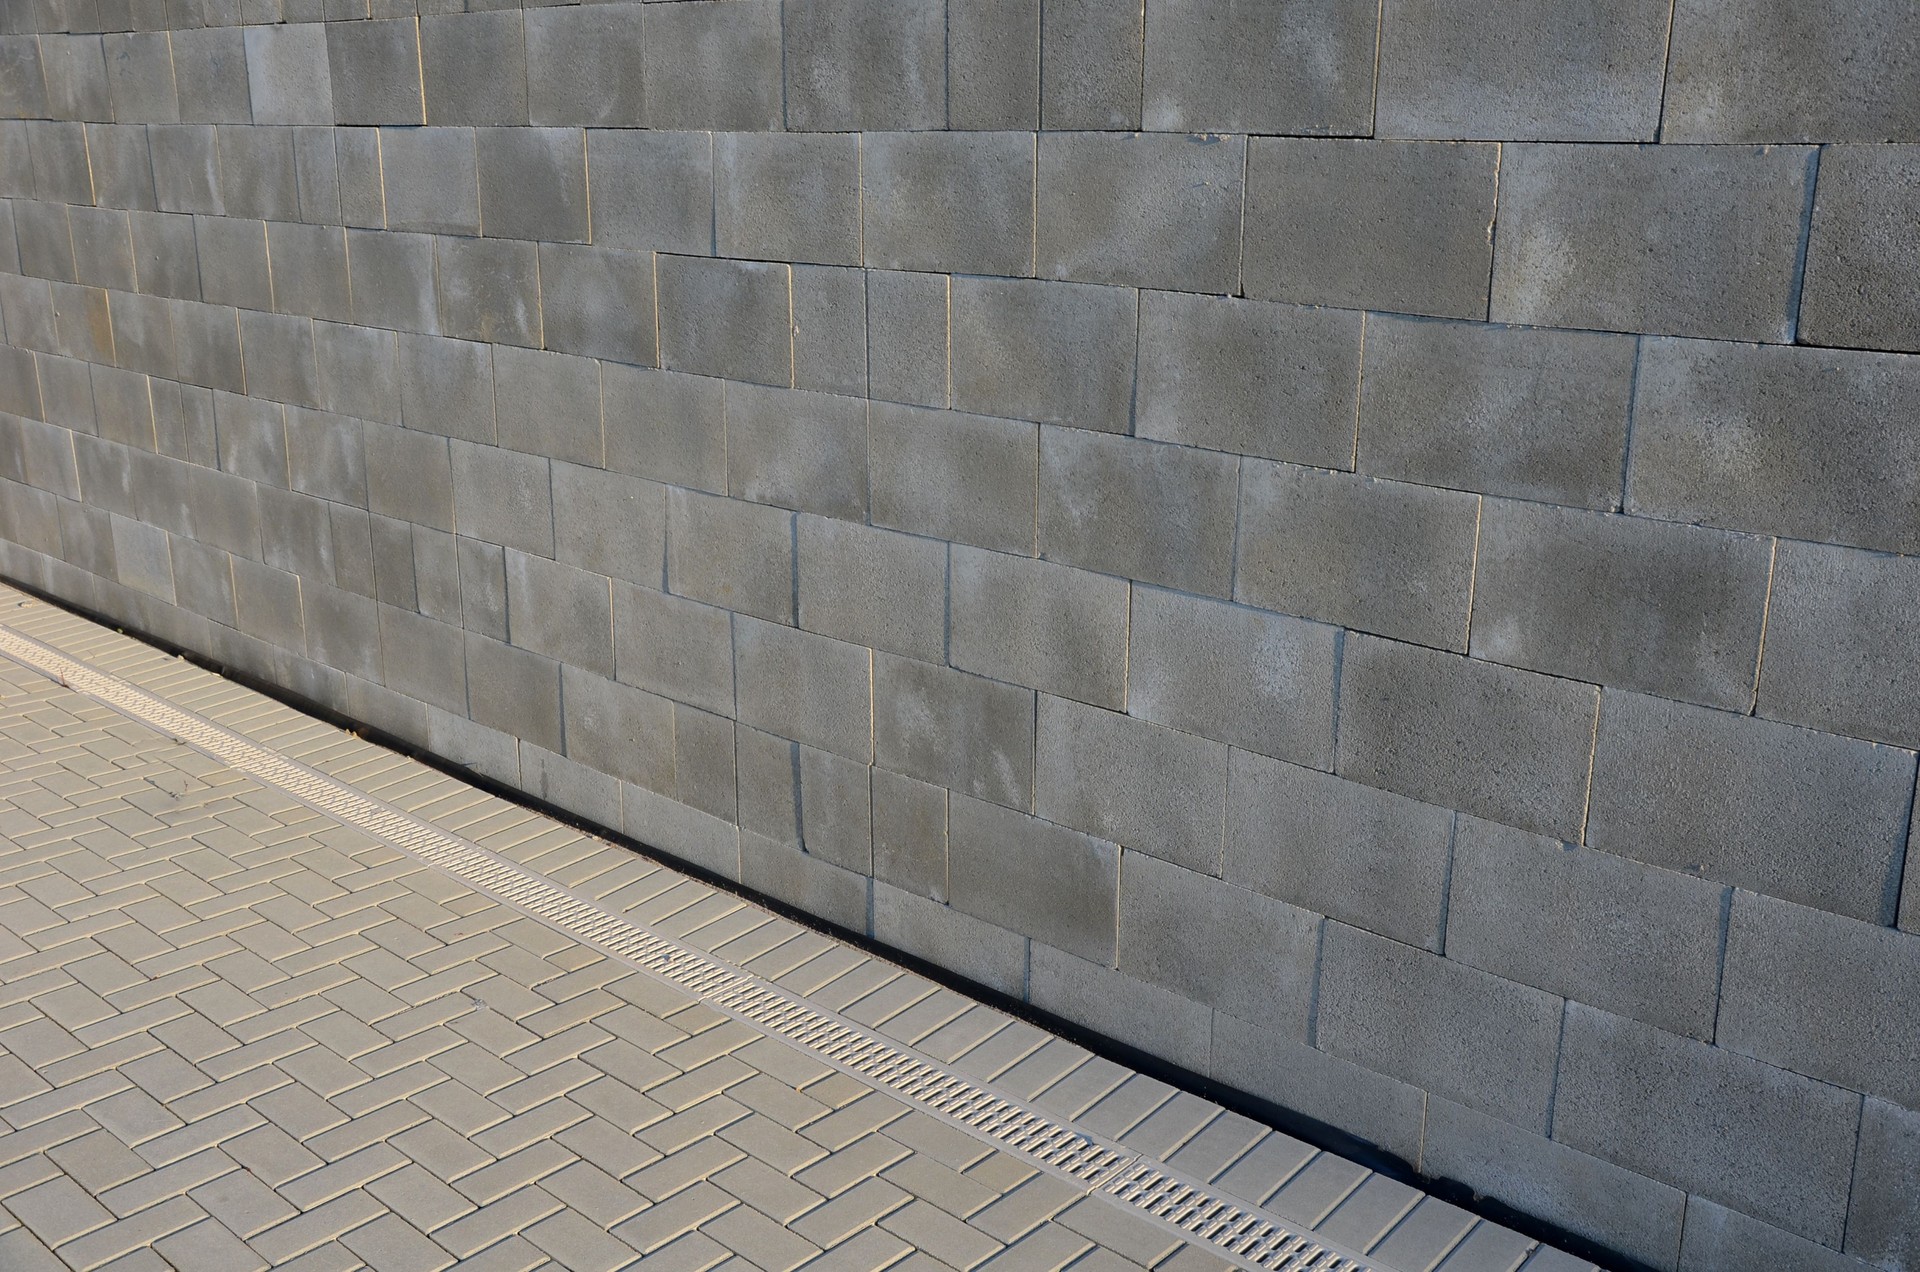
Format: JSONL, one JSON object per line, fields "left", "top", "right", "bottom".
{"left": 1662, "top": 0, "right": 1920, "bottom": 143}
{"left": 1798, "top": 146, "right": 1920, "bottom": 353}
{"left": 265, "top": 220, "right": 350, "bottom": 321}
{"left": 1136, "top": 292, "right": 1360, "bottom": 469}
{"left": 1846, "top": 1099, "right": 1920, "bottom": 1271}
{"left": 130, "top": 211, "right": 201, "bottom": 301}
{"left": 796, "top": 516, "right": 944, "bottom": 662}
{"left": 217, "top": 125, "right": 301, "bottom": 221}
{"left": 1470, "top": 500, "right": 1774, "bottom": 710}
{"left": 1448, "top": 815, "right": 1726, "bottom": 1040}
{"left": 436, "top": 236, "right": 541, "bottom": 348}
{"left": 1336, "top": 634, "right": 1599, "bottom": 841}
{"left": 737, "top": 726, "right": 872, "bottom": 871}
{"left": 103, "top": 32, "right": 179, "bottom": 124}
{"left": 170, "top": 29, "right": 251, "bottom": 125}
{"left": 334, "top": 128, "right": 387, "bottom": 227}
{"left": 1554, "top": 1003, "right": 1859, "bottom": 1246}
{"left": 869, "top": 402, "right": 1034, "bottom": 555}
{"left": 231, "top": 556, "right": 306, "bottom": 649}
{"left": 1587, "top": 690, "right": 1915, "bottom": 923}
{"left": 1035, "top": 693, "right": 1228, "bottom": 874}
{"left": 239, "top": 309, "right": 321, "bottom": 407}
{"left": 586, "top": 130, "right": 713, "bottom": 257}
{"left": 739, "top": 830, "right": 871, "bottom": 932}
{"left": 112, "top": 291, "right": 180, "bottom": 379}
{"left": 477, "top": 126, "right": 586, "bottom": 243}
{"left": 1039, "top": 0, "right": 1141, "bottom": 129}
{"left": 380, "top": 126, "right": 480, "bottom": 235}
{"left": 396, "top": 333, "right": 494, "bottom": 444}
{"left": 866, "top": 270, "right": 949, "bottom": 409}
{"left": 348, "top": 230, "right": 439, "bottom": 334}
{"left": 560, "top": 666, "right": 672, "bottom": 792}
{"left": 950, "top": 277, "right": 1135, "bottom": 433}
{"left": 49, "top": 283, "right": 115, "bottom": 366}
{"left": 311, "top": 320, "right": 398, "bottom": 425}
{"left": 784, "top": 0, "right": 944, "bottom": 131}
{"left": 875, "top": 883, "right": 1028, "bottom": 999}
{"left": 1629, "top": 338, "right": 1920, "bottom": 556}
{"left": 1491, "top": 143, "right": 1816, "bottom": 342}
{"left": 39, "top": 38, "right": 111, "bottom": 124}
{"left": 874, "top": 652, "right": 1033, "bottom": 810}
{"left": 1038, "top": 428, "right": 1237, "bottom": 596}
{"left": 862, "top": 132, "right": 1035, "bottom": 277}
{"left": 1374, "top": 0, "right": 1668, "bottom": 140}
{"left": 1036, "top": 132, "right": 1243, "bottom": 293}
{"left": 1237, "top": 462, "right": 1479, "bottom": 651}
{"left": 194, "top": 216, "right": 271, "bottom": 311}
{"left": 656, "top": 255, "right": 791, "bottom": 388}
{"left": 457, "top": 536, "right": 508, "bottom": 640}
{"left": 1357, "top": 316, "right": 1634, "bottom": 510}
{"left": 525, "top": 6, "right": 644, "bottom": 128}
{"left": 86, "top": 123, "right": 158, "bottom": 210}
{"left": 326, "top": 17, "right": 422, "bottom": 125}
{"left": 537, "top": 244, "right": 656, "bottom": 368}
{"left": 791, "top": 264, "right": 867, "bottom": 397}
{"left": 665, "top": 487, "right": 793, "bottom": 625}
{"left": 872, "top": 769, "right": 948, "bottom": 902}
{"left": 421, "top": 11, "right": 526, "bottom": 125}
{"left": 733, "top": 615, "right": 871, "bottom": 762}
{"left": 949, "top": 0, "right": 1039, "bottom": 129}
{"left": 949, "top": 545, "right": 1128, "bottom": 709}
{"left": 1757, "top": 540, "right": 1920, "bottom": 750}
{"left": 551, "top": 462, "right": 663, "bottom": 589}
{"left": 449, "top": 441, "right": 552, "bottom": 558}
{"left": 0, "top": 35, "right": 48, "bottom": 120}
{"left": 1129, "top": 587, "right": 1337, "bottom": 768}
{"left": 603, "top": 365, "right": 725, "bottom": 494}
{"left": 69, "top": 206, "right": 136, "bottom": 292}
{"left": 613, "top": 582, "right": 733, "bottom": 716}
{"left": 363, "top": 423, "right": 452, "bottom": 531}
{"left": 1679, "top": 1199, "right": 1881, "bottom": 1272}
{"left": 171, "top": 300, "right": 245, "bottom": 394}
{"left": 1244, "top": 139, "right": 1499, "bottom": 320}
{"left": 15, "top": 202, "right": 76, "bottom": 284}
{"left": 949, "top": 794, "right": 1117, "bottom": 963}
{"left": 465, "top": 630, "right": 562, "bottom": 752}
{"left": 725, "top": 383, "right": 867, "bottom": 523}
{"left": 243, "top": 25, "right": 329, "bottom": 125}
{"left": 151, "top": 125, "right": 224, "bottom": 215}
{"left": 716, "top": 132, "right": 862, "bottom": 267}
{"left": 673, "top": 703, "right": 737, "bottom": 820}
{"left": 642, "top": 0, "right": 782, "bottom": 131}
{"left": 492, "top": 344, "right": 602, "bottom": 467}
{"left": 286, "top": 405, "right": 367, "bottom": 507}
{"left": 1143, "top": 0, "right": 1377, "bottom": 134}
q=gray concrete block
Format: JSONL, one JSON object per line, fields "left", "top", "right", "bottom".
{"left": 238, "top": 310, "right": 320, "bottom": 408}
{"left": 85, "top": 123, "right": 158, "bottom": 210}
{"left": 334, "top": 128, "right": 387, "bottom": 228}
{"left": 561, "top": 665, "right": 673, "bottom": 793}
{"left": 435, "top": 235, "right": 541, "bottom": 347}
{"left": 1374, "top": 0, "right": 1668, "bottom": 141}
{"left": 49, "top": 282, "right": 115, "bottom": 365}
{"left": 506, "top": 549, "right": 614, "bottom": 677}
{"left": 586, "top": 130, "right": 712, "bottom": 256}
{"left": 869, "top": 401, "right": 1034, "bottom": 556}
{"left": 1336, "top": 634, "right": 1599, "bottom": 841}
{"left": 725, "top": 382, "right": 867, "bottom": 522}
{"left": 92, "top": 363, "right": 157, "bottom": 450}
{"left": 230, "top": 555, "right": 306, "bottom": 649}
{"left": 457, "top": 535, "right": 508, "bottom": 640}
{"left": 519, "top": 742, "right": 623, "bottom": 832}
{"left": 326, "top": 17, "right": 422, "bottom": 125}
{"left": 380, "top": 126, "right": 480, "bottom": 235}
{"left": 111, "top": 292, "right": 178, "bottom": 380}
{"left": 733, "top": 614, "right": 871, "bottom": 762}
{"left": 949, "top": 545, "right": 1128, "bottom": 709}
{"left": 1717, "top": 891, "right": 1920, "bottom": 1110}
{"left": 1587, "top": 690, "right": 1914, "bottom": 923}
{"left": 552, "top": 462, "right": 664, "bottom": 589}
{"left": 1243, "top": 138, "right": 1499, "bottom": 320}
{"left": 737, "top": 726, "right": 872, "bottom": 872}
{"left": 1799, "top": 145, "right": 1920, "bottom": 353}
{"left": 39, "top": 37, "right": 111, "bottom": 124}
{"left": 194, "top": 215, "right": 271, "bottom": 311}
{"left": 612, "top": 582, "right": 733, "bottom": 716}
{"left": 265, "top": 221, "right": 350, "bottom": 322}
{"left": 1211, "top": 1014, "right": 1427, "bottom": 1168}
{"left": 871, "top": 769, "right": 948, "bottom": 903}
{"left": 537, "top": 244, "right": 656, "bottom": 369}
{"left": 15, "top": 201, "right": 75, "bottom": 284}
{"left": 1846, "top": 1098, "right": 1920, "bottom": 1271}
{"left": 1554, "top": 1002, "right": 1860, "bottom": 1246}
{"left": 285, "top": 405, "right": 366, "bottom": 507}
{"left": 130, "top": 211, "right": 201, "bottom": 301}
{"left": 169, "top": 28, "right": 251, "bottom": 125}
{"left": 740, "top": 831, "right": 871, "bottom": 935}
{"left": 311, "top": 320, "right": 398, "bottom": 425}
{"left": 150, "top": 124, "right": 223, "bottom": 215}
{"left": 625, "top": 779, "right": 741, "bottom": 881}
{"left": 1470, "top": 500, "right": 1774, "bottom": 710}
{"left": 70, "top": 206, "right": 136, "bottom": 292}
{"left": 791, "top": 265, "right": 867, "bottom": 397}
{"left": 412, "top": 524, "right": 460, "bottom": 621}
{"left": 949, "top": 793, "right": 1117, "bottom": 963}
{"left": 28, "top": 120, "right": 95, "bottom": 206}
{"left": 0, "top": 348, "right": 41, "bottom": 420}
{"left": 243, "top": 24, "right": 328, "bottom": 125}
{"left": 421, "top": 11, "right": 526, "bottom": 125}
{"left": 1038, "top": 427, "right": 1239, "bottom": 597}
{"left": 1420, "top": 1099, "right": 1686, "bottom": 1272}
{"left": 949, "top": 0, "right": 1039, "bottom": 129}
{"left": 491, "top": 344, "right": 602, "bottom": 467}
{"left": 664, "top": 486, "right": 793, "bottom": 625}
{"left": 170, "top": 299, "right": 244, "bottom": 394}
{"left": 477, "top": 126, "right": 587, "bottom": 243}
{"left": 1678, "top": 1198, "right": 1881, "bottom": 1272}
{"left": 0, "top": 276, "right": 58, "bottom": 357}
{"left": 369, "top": 511, "right": 417, "bottom": 607}
{"left": 673, "top": 703, "right": 737, "bottom": 821}
{"left": 1448, "top": 815, "right": 1726, "bottom": 1040}
{"left": 1662, "top": 0, "right": 1920, "bottom": 143}
{"left": 866, "top": 270, "right": 948, "bottom": 409}
{"left": 9, "top": 415, "right": 82, "bottom": 498}
{"left": 465, "top": 630, "right": 562, "bottom": 752}
{"left": 170, "top": 535, "right": 237, "bottom": 627}
{"left": 1490, "top": 143, "right": 1816, "bottom": 342}
{"left": 796, "top": 516, "right": 945, "bottom": 663}
{"left": 109, "top": 511, "right": 174, "bottom": 600}
{"left": 874, "top": 883, "right": 1027, "bottom": 1000}
{"left": 1628, "top": 338, "right": 1920, "bottom": 556}
{"left": 642, "top": 0, "right": 782, "bottom": 131}
{"left": 349, "top": 230, "right": 439, "bottom": 335}
{"left": 1141, "top": 0, "right": 1378, "bottom": 134}
{"left": 215, "top": 124, "right": 300, "bottom": 221}
{"left": 1357, "top": 316, "right": 1634, "bottom": 511}
{"left": 1036, "top": 131, "right": 1242, "bottom": 293}
{"left": 396, "top": 333, "right": 494, "bottom": 444}
{"left": 862, "top": 132, "right": 1034, "bottom": 276}
{"left": 0, "top": 35, "right": 47, "bottom": 119}
{"left": 874, "top": 651, "right": 1033, "bottom": 810}
{"left": 1136, "top": 292, "right": 1360, "bottom": 469}
{"left": 291, "top": 126, "right": 341, "bottom": 224}
{"left": 525, "top": 5, "right": 644, "bottom": 128}
{"left": 950, "top": 276, "right": 1135, "bottom": 433}
{"left": 1237, "top": 462, "right": 1479, "bottom": 651}
{"left": 1039, "top": 0, "right": 1141, "bottom": 129}
{"left": 1319, "top": 922, "right": 1562, "bottom": 1132}
{"left": 715, "top": 132, "right": 862, "bottom": 267}
{"left": 603, "top": 364, "right": 726, "bottom": 494}
{"left": 1035, "top": 693, "right": 1228, "bottom": 874}
{"left": 330, "top": 506, "right": 375, "bottom": 599}
{"left": 784, "top": 0, "right": 944, "bottom": 131}
{"left": 302, "top": 580, "right": 381, "bottom": 681}
{"left": 449, "top": 440, "right": 552, "bottom": 557}
{"left": 102, "top": 31, "right": 178, "bottom": 124}
{"left": 655, "top": 254, "right": 791, "bottom": 388}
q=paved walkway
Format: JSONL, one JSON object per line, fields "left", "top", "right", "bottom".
{"left": 0, "top": 582, "right": 1591, "bottom": 1272}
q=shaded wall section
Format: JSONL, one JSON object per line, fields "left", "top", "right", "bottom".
{"left": 2, "top": 1, "right": 1919, "bottom": 1267}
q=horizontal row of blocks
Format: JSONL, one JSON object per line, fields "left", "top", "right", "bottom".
{"left": 4, "top": 0, "right": 1920, "bottom": 146}
{"left": 6, "top": 116, "right": 1920, "bottom": 349}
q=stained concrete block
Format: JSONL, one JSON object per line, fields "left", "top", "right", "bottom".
{"left": 1319, "top": 922, "right": 1562, "bottom": 1132}
{"left": 655, "top": 255, "right": 791, "bottom": 388}
{"left": 1243, "top": 139, "right": 1499, "bottom": 320}
{"left": 1336, "top": 634, "right": 1599, "bottom": 842}
{"left": 551, "top": 462, "right": 664, "bottom": 589}
{"left": 1374, "top": 0, "right": 1668, "bottom": 141}
{"left": 1799, "top": 146, "right": 1920, "bottom": 353}
{"left": 586, "top": 130, "right": 713, "bottom": 257}
{"left": 194, "top": 216, "right": 271, "bottom": 311}
{"left": 130, "top": 212, "right": 201, "bottom": 301}
{"left": 612, "top": 582, "right": 734, "bottom": 716}
{"left": 238, "top": 309, "right": 320, "bottom": 407}
{"left": 536, "top": 245, "right": 656, "bottom": 369}
{"left": 862, "top": 132, "right": 1035, "bottom": 277}
{"left": 491, "top": 344, "right": 602, "bottom": 467}
{"left": 784, "top": 0, "right": 944, "bottom": 131}
{"left": 1035, "top": 694, "right": 1228, "bottom": 874}
{"left": 1490, "top": 143, "right": 1816, "bottom": 342}
{"left": 950, "top": 277, "right": 1135, "bottom": 433}
{"left": 466, "top": 631, "right": 562, "bottom": 752}
{"left": 733, "top": 614, "right": 871, "bottom": 762}
{"left": 349, "top": 231, "right": 440, "bottom": 335}
{"left": 1035, "top": 131, "right": 1242, "bottom": 293}
{"left": 1237, "top": 462, "right": 1479, "bottom": 651}
{"left": 39, "top": 37, "right": 111, "bottom": 124}
{"left": 326, "top": 17, "right": 422, "bottom": 125}
{"left": 1470, "top": 500, "right": 1774, "bottom": 710}
{"left": 421, "top": 11, "right": 526, "bottom": 125}
{"left": 561, "top": 666, "right": 673, "bottom": 793}
{"left": 1586, "top": 689, "right": 1915, "bottom": 923}
{"left": 1357, "top": 316, "right": 1634, "bottom": 510}
{"left": 449, "top": 441, "right": 552, "bottom": 558}
{"left": 948, "top": 793, "right": 1117, "bottom": 963}
{"left": 437, "top": 236, "right": 541, "bottom": 348}
{"left": 866, "top": 270, "right": 949, "bottom": 409}
{"left": 642, "top": 0, "right": 782, "bottom": 131}
{"left": 603, "top": 365, "right": 726, "bottom": 494}
{"left": 265, "top": 221, "right": 350, "bottom": 322}
{"left": 874, "top": 652, "right": 1033, "bottom": 811}
{"left": 380, "top": 127, "right": 480, "bottom": 235}
{"left": 302, "top": 581, "right": 382, "bottom": 681}
{"left": 664, "top": 487, "right": 793, "bottom": 625}
{"left": 791, "top": 265, "right": 867, "bottom": 397}
{"left": 1039, "top": 0, "right": 1141, "bottom": 129}
{"left": 949, "top": 545, "right": 1128, "bottom": 709}
{"left": 869, "top": 402, "right": 1034, "bottom": 556}
{"left": 1214, "top": 1018, "right": 1427, "bottom": 1168}
{"left": 0, "top": 347, "right": 41, "bottom": 420}
{"left": 1554, "top": 1003, "right": 1859, "bottom": 1246}
{"left": 715, "top": 132, "right": 862, "bottom": 267}
{"left": 150, "top": 125, "right": 224, "bottom": 215}
{"left": 525, "top": 6, "right": 644, "bottom": 128}
{"left": 737, "top": 726, "right": 871, "bottom": 872}
{"left": 724, "top": 383, "right": 867, "bottom": 523}
{"left": 872, "top": 770, "right": 948, "bottom": 903}
{"left": 49, "top": 283, "right": 115, "bottom": 366}
{"left": 1845, "top": 1099, "right": 1920, "bottom": 1271}
{"left": 243, "top": 24, "right": 328, "bottom": 125}
{"left": 477, "top": 126, "right": 587, "bottom": 243}
{"left": 949, "top": 0, "right": 1039, "bottom": 129}
{"left": 1629, "top": 338, "right": 1920, "bottom": 556}
{"left": 796, "top": 516, "right": 945, "bottom": 663}
{"left": 114, "top": 512, "right": 178, "bottom": 601}
{"left": 215, "top": 125, "right": 300, "bottom": 221}
{"left": 285, "top": 406, "right": 366, "bottom": 507}
{"left": 86, "top": 123, "right": 159, "bottom": 210}
{"left": 396, "top": 333, "right": 494, "bottom": 444}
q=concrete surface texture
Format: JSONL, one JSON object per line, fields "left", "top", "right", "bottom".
{"left": 0, "top": 1, "right": 1914, "bottom": 1269}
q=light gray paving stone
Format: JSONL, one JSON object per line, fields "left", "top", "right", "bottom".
{"left": 525, "top": 6, "right": 645, "bottom": 129}
{"left": 950, "top": 277, "right": 1135, "bottom": 434}
{"left": 587, "top": 130, "right": 713, "bottom": 257}
{"left": 862, "top": 132, "right": 1035, "bottom": 278}
{"left": 1141, "top": 0, "right": 1377, "bottom": 134}
{"left": 1039, "top": 0, "right": 1143, "bottom": 130}
{"left": 716, "top": 133, "right": 862, "bottom": 268}
{"left": 1800, "top": 145, "right": 1920, "bottom": 353}
{"left": 948, "top": 546, "right": 1127, "bottom": 709}
{"left": 1036, "top": 131, "right": 1243, "bottom": 293}
{"left": 642, "top": 0, "right": 782, "bottom": 131}
{"left": 1037, "top": 428, "right": 1237, "bottom": 597}
{"left": 1367, "top": 1197, "right": 1479, "bottom": 1272}
{"left": 783, "top": 0, "right": 945, "bottom": 131}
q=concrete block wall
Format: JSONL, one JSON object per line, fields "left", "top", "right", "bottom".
{"left": 0, "top": 2, "right": 1916, "bottom": 1267}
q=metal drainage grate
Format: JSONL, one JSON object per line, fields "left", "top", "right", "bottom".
{"left": 0, "top": 618, "right": 1376, "bottom": 1272}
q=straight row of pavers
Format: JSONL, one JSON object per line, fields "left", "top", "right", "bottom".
{"left": 3, "top": 0, "right": 1918, "bottom": 145}
{"left": 7, "top": 118, "right": 1920, "bottom": 348}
